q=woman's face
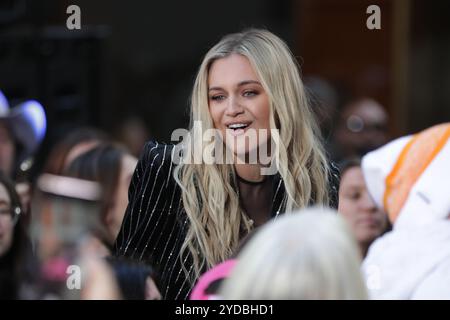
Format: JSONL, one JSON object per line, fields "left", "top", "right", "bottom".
{"left": 338, "top": 166, "right": 387, "bottom": 246}
{"left": 107, "top": 154, "right": 137, "bottom": 245}
{"left": 0, "top": 183, "right": 14, "bottom": 257}
{"left": 208, "top": 54, "right": 271, "bottom": 157}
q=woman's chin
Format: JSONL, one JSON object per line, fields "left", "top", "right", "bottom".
{"left": 226, "top": 145, "right": 259, "bottom": 164}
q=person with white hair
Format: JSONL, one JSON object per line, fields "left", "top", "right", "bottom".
{"left": 361, "top": 122, "right": 450, "bottom": 299}
{"left": 219, "top": 208, "right": 368, "bottom": 300}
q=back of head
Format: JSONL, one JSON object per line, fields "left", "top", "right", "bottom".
{"left": 64, "top": 143, "right": 125, "bottom": 212}
{"left": 63, "top": 142, "right": 135, "bottom": 247}
{"left": 220, "top": 208, "right": 368, "bottom": 299}
{"left": 44, "top": 127, "right": 109, "bottom": 175}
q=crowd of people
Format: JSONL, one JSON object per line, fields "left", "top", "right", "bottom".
{"left": 0, "top": 29, "right": 448, "bottom": 300}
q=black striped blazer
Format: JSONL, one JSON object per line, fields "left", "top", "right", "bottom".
{"left": 114, "top": 140, "right": 339, "bottom": 300}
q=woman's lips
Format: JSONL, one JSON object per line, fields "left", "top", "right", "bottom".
{"left": 356, "top": 216, "right": 379, "bottom": 227}
{"left": 225, "top": 123, "right": 252, "bottom": 137}
{"left": 228, "top": 128, "right": 247, "bottom": 137}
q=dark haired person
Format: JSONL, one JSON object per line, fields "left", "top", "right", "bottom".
{"left": 65, "top": 143, "right": 137, "bottom": 248}
{"left": 0, "top": 173, "right": 29, "bottom": 299}
{"left": 338, "top": 158, "right": 388, "bottom": 257}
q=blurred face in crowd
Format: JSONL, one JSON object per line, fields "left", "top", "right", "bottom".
{"left": 336, "top": 98, "right": 388, "bottom": 158}
{"left": 0, "top": 123, "right": 15, "bottom": 177}
{"left": 338, "top": 166, "right": 387, "bottom": 255}
{"left": 0, "top": 183, "right": 14, "bottom": 256}
{"left": 208, "top": 54, "right": 271, "bottom": 157}
{"left": 106, "top": 154, "right": 137, "bottom": 244}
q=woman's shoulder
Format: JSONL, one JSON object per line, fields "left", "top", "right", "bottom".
{"left": 131, "top": 140, "right": 178, "bottom": 190}
{"left": 139, "top": 140, "right": 176, "bottom": 168}
{"left": 141, "top": 140, "right": 175, "bottom": 158}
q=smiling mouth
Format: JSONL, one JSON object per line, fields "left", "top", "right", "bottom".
{"left": 226, "top": 123, "right": 251, "bottom": 137}
{"left": 227, "top": 123, "right": 250, "bottom": 130}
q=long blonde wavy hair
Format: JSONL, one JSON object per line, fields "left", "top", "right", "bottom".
{"left": 173, "top": 29, "right": 331, "bottom": 282}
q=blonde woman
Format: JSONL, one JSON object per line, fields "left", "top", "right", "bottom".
{"left": 220, "top": 208, "right": 368, "bottom": 300}
{"left": 115, "top": 29, "right": 339, "bottom": 300}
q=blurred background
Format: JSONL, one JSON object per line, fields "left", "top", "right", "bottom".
{"left": 1, "top": 0, "right": 449, "bottom": 172}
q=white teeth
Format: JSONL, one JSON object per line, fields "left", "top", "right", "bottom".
{"left": 228, "top": 123, "right": 248, "bottom": 129}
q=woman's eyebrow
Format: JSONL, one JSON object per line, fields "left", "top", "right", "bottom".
{"left": 237, "top": 80, "right": 261, "bottom": 87}
{"left": 208, "top": 80, "right": 261, "bottom": 91}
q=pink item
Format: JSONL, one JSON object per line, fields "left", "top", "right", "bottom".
{"left": 190, "top": 259, "right": 237, "bottom": 300}
{"left": 41, "top": 257, "right": 70, "bottom": 282}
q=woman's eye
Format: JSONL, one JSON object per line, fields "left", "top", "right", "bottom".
{"left": 210, "top": 95, "right": 226, "bottom": 101}
{"left": 347, "top": 192, "right": 361, "bottom": 200}
{"left": 243, "top": 91, "right": 257, "bottom": 97}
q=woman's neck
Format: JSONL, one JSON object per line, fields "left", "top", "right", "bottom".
{"left": 234, "top": 163, "right": 265, "bottom": 182}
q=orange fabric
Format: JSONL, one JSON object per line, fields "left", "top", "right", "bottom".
{"left": 384, "top": 124, "right": 450, "bottom": 223}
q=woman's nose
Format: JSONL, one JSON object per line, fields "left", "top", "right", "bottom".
{"left": 225, "top": 96, "right": 244, "bottom": 117}
{"left": 360, "top": 191, "right": 378, "bottom": 212}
